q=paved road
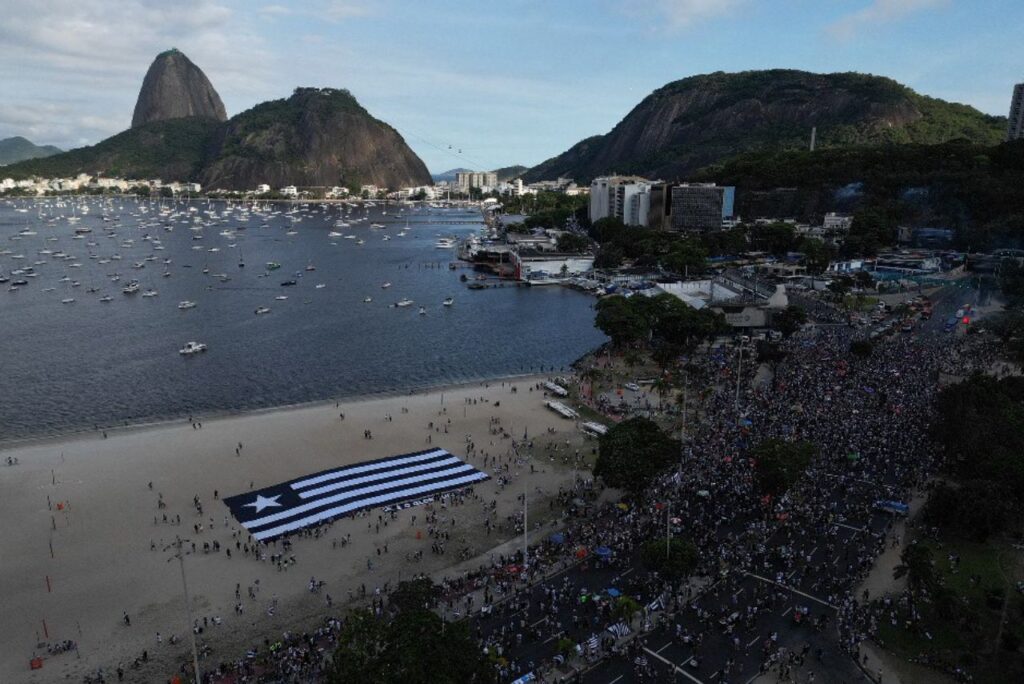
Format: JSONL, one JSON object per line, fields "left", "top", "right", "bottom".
{"left": 465, "top": 283, "right": 986, "bottom": 684}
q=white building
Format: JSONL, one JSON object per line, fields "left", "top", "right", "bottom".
{"left": 589, "top": 176, "right": 652, "bottom": 226}
{"left": 2, "top": 178, "right": 16, "bottom": 190}
{"left": 280, "top": 185, "right": 298, "bottom": 197}
{"left": 823, "top": 212, "right": 853, "bottom": 231}
{"left": 256, "top": 184, "right": 271, "bottom": 194}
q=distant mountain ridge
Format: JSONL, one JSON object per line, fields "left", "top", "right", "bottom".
{"left": 4, "top": 51, "right": 431, "bottom": 190}
{"left": 431, "top": 168, "right": 471, "bottom": 183}
{"left": 523, "top": 69, "right": 1007, "bottom": 183}
{"left": 0, "top": 136, "right": 62, "bottom": 166}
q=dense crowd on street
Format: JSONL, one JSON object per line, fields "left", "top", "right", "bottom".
{"left": 156, "top": 293, "right": 988, "bottom": 684}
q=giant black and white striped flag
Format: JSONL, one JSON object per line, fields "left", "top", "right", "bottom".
{"left": 223, "top": 448, "right": 488, "bottom": 542}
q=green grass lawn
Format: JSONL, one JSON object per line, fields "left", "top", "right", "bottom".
{"left": 874, "top": 537, "right": 1024, "bottom": 683}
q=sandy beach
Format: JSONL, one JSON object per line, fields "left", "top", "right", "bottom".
{"left": 0, "top": 374, "right": 593, "bottom": 683}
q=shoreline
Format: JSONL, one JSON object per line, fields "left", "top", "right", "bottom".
{"left": 0, "top": 368, "right": 559, "bottom": 452}
{"left": 1, "top": 368, "right": 591, "bottom": 682}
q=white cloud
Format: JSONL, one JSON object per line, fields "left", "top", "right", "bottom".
{"left": 622, "top": 0, "right": 747, "bottom": 30}
{"left": 828, "top": 0, "right": 950, "bottom": 40}
{"left": 0, "top": 0, "right": 275, "bottom": 147}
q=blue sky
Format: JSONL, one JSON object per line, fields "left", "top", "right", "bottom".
{"left": 1, "top": 0, "right": 1021, "bottom": 174}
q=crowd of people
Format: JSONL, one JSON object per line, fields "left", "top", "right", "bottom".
{"left": 115, "top": 291, "right": 986, "bottom": 684}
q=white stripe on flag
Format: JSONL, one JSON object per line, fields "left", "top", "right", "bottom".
{"left": 250, "top": 472, "right": 487, "bottom": 540}
{"left": 244, "top": 464, "right": 480, "bottom": 529}
{"left": 290, "top": 448, "right": 449, "bottom": 490}
{"left": 297, "top": 456, "right": 464, "bottom": 499}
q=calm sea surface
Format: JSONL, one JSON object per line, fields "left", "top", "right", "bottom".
{"left": 0, "top": 197, "right": 604, "bottom": 441}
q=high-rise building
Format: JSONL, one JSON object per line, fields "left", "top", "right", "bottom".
{"left": 1008, "top": 82, "right": 1024, "bottom": 141}
{"left": 455, "top": 171, "right": 498, "bottom": 193}
{"left": 589, "top": 176, "right": 652, "bottom": 226}
{"left": 644, "top": 183, "right": 735, "bottom": 232}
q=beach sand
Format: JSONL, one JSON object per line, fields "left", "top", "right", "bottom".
{"left": 0, "top": 375, "right": 592, "bottom": 683}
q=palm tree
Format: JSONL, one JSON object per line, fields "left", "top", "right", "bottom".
{"left": 652, "top": 377, "right": 673, "bottom": 410}
{"left": 893, "top": 543, "right": 937, "bottom": 594}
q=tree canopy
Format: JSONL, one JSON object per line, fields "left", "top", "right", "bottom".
{"left": 595, "top": 294, "right": 726, "bottom": 349}
{"left": 751, "top": 439, "right": 815, "bottom": 496}
{"left": 327, "top": 605, "right": 493, "bottom": 684}
{"left": 640, "top": 537, "right": 698, "bottom": 580}
{"left": 594, "top": 417, "right": 678, "bottom": 492}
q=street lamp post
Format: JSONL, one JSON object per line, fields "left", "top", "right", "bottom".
{"left": 734, "top": 339, "right": 745, "bottom": 415}
{"left": 166, "top": 537, "right": 201, "bottom": 684}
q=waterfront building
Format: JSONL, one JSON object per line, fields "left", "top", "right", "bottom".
{"left": 256, "top": 184, "right": 271, "bottom": 194}
{"left": 643, "top": 182, "right": 735, "bottom": 232}
{"left": 455, "top": 171, "right": 498, "bottom": 193}
{"left": 280, "top": 185, "right": 298, "bottom": 197}
{"left": 1008, "top": 82, "right": 1024, "bottom": 141}
{"left": 589, "top": 176, "right": 653, "bottom": 226}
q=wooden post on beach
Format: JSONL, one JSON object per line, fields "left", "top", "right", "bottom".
{"left": 42, "top": 619, "right": 49, "bottom": 639}
{"left": 46, "top": 575, "right": 51, "bottom": 593}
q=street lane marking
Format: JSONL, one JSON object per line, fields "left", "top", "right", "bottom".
{"left": 608, "top": 676, "right": 623, "bottom": 684}
{"left": 782, "top": 606, "right": 793, "bottom": 616}
{"left": 530, "top": 617, "right": 546, "bottom": 628}
{"left": 834, "top": 522, "right": 866, "bottom": 533}
{"left": 744, "top": 572, "right": 837, "bottom": 609}
{"left": 746, "top": 635, "right": 761, "bottom": 648}
{"left": 643, "top": 647, "right": 705, "bottom": 684}
{"left": 656, "top": 641, "right": 673, "bottom": 654}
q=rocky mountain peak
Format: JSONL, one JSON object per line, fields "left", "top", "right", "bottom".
{"left": 131, "top": 49, "right": 227, "bottom": 128}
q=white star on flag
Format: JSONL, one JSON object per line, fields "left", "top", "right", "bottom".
{"left": 244, "top": 494, "right": 283, "bottom": 513}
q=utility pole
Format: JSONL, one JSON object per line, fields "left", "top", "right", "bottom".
{"left": 523, "top": 452, "right": 529, "bottom": 568}
{"left": 666, "top": 502, "right": 672, "bottom": 558}
{"left": 734, "top": 340, "right": 744, "bottom": 415}
{"left": 166, "top": 537, "right": 201, "bottom": 684}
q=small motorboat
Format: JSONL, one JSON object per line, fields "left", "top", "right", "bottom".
{"left": 280, "top": 280, "right": 297, "bottom": 287}
{"left": 381, "top": 282, "right": 391, "bottom": 289}
{"left": 255, "top": 307, "right": 271, "bottom": 315}
{"left": 363, "top": 297, "right": 373, "bottom": 303}
{"left": 395, "top": 298, "right": 413, "bottom": 307}
{"left": 178, "top": 301, "right": 197, "bottom": 310}
{"left": 418, "top": 306, "right": 426, "bottom": 315}
{"left": 179, "top": 341, "right": 207, "bottom": 356}
{"left": 443, "top": 297, "right": 454, "bottom": 306}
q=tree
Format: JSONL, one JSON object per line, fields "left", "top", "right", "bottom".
{"left": 827, "top": 276, "right": 853, "bottom": 302}
{"left": 594, "top": 244, "right": 624, "bottom": 269}
{"left": 640, "top": 537, "right": 698, "bottom": 580}
{"left": 923, "top": 480, "right": 1013, "bottom": 542}
{"left": 849, "top": 340, "right": 874, "bottom": 358}
{"left": 751, "top": 439, "right": 815, "bottom": 496}
{"left": 327, "top": 607, "right": 493, "bottom": 684}
{"left": 594, "top": 417, "right": 678, "bottom": 492}
{"left": 853, "top": 270, "right": 875, "bottom": 290}
{"left": 595, "top": 296, "right": 646, "bottom": 347}
{"left": 933, "top": 375, "right": 1024, "bottom": 500}
{"left": 556, "top": 232, "right": 590, "bottom": 253}
{"left": 799, "top": 238, "right": 835, "bottom": 274}
{"left": 893, "top": 543, "right": 938, "bottom": 594}
{"left": 772, "top": 305, "right": 807, "bottom": 338}
{"left": 661, "top": 241, "right": 708, "bottom": 276}
{"left": 389, "top": 577, "right": 440, "bottom": 614}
